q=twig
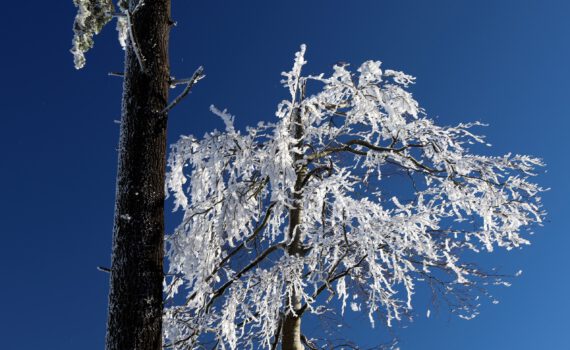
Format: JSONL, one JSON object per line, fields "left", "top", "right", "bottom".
{"left": 132, "top": 0, "right": 146, "bottom": 14}
{"left": 301, "top": 334, "right": 319, "bottom": 350}
{"left": 183, "top": 200, "right": 275, "bottom": 305}
{"left": 205, "top": 242, "right": 285, "bottom": 311}
{"left": 108, "top": 72, "right": 124, "bottom": 78}
{"left": 170, "top": 77, "right": 198, "bottom": 86}
{"left": 298, "top": 254, "right": 367, "bottom": 316}
{"left": 162, "top": 66, "right": 205, "bottom": 114}
{"left": 97, "top": 266, "right": 111, "bottom": 273}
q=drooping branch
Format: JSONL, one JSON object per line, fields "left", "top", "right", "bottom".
{"left": 300, "top": 161, "right": 333, "bottom": 188}
{"left": 205, "top": 242, "right": 286, "bottom": 311}
{"left": 298, "top": 255, "right": 368, "bottom": 316}
{"left": 183, "top": 201, "right": 277, "bottom": 304}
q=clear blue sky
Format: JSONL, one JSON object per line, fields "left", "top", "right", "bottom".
{"left": 0, "top": 1, "right": 568, "bottom": 349}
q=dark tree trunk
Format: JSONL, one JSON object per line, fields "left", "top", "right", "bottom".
{"left": 105, "top": 1, "right": 171, "bottom": 350}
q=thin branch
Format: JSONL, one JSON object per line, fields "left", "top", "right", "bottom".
{"left": 108, "top": 72, "right": 124, "bottom": 78}
{"left": 162, "top": 66, "right": 205, "bottom": 114}
{"left": 306, "top": 139, "right": 428, "bottom": 166}
{"left": 170, "top": 77, "right": 199, "bottom": 86}
{"left": 182, "top": 201, "right": 276, "bottom": 304}
{"left": 132, "top": 0, "right": 145, "bottom": 14}
{"left": 205, "top": 242, "right": 285, "bottom": 311}
{"left": 97, "top": 266, "right": 111, "bottom": 273}
{"left": 220, "top": 201, "right": 276, "bottom": 265}
{"left": 344, "top": 139, "right": 425, "bottom": 153}
{"left": 301, "top": 334, "right": 319, "bottom": 350}
{"left": 298, "top": 255, "right": 368, "bottom": 316}
{"left": 126, "top": 10, "right": 146, "bottom": 73}
{"left": 300, "top": 162, "right": 333, "bottom": 188}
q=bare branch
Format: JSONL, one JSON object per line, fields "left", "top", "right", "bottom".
{"left": 97, "top": 266, "right": 111, "bottom": 273}
{"left": 301, "top": 334, "right": 319, "bottom": 350}
{"left": 162, "top": 66, "right": 205, "bottom": 114}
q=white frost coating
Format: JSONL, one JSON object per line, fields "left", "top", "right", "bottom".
{"left": 71, "top": 0, "right": 115, "bottom": 69}
{"left": 119, "top": 214, "right": 132, "bottom": 221}
{"left": 163, "top": 46, "right": 545, "bottom": 349}
{"left": 281, "top": 43, "right": 307, "bottom": 101}
{"left": 116, "top": 16, "right": 128, "bottom": 50}
{"left": 71, "top": 0, "right": 131, "bottom": 68}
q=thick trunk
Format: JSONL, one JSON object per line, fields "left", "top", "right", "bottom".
{"left": 281, "top": 292, "right": 303, "bottom": 350}
{"left": 105, "top": 1, "right": 171, "bottom": 350}
{"left": 282, "top": 108, "right": 306, "bottom": 350}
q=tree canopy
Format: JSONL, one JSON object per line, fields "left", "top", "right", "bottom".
{"left": 163, "top": 46, "right": 545, "bottom": 349}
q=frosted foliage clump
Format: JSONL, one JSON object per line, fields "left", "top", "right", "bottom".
{"left": 163, "top": 46, "right": 545, "bottom": 349}
{"left": 71, "top": 0, "right": 132, "bottom": 69}
{"left": 71, "top": 0, "right": 115, "bottom": 69}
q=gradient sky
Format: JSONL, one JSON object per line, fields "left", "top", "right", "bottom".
{"left": 1, "top": 1, "right": 568, "bottom": 349}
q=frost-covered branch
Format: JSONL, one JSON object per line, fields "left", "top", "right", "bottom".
{"left": 162, "top": 66, "right": 205, "bottom": 114}
{"left": 124, "top": 9, "right": 146, "bottom": 72}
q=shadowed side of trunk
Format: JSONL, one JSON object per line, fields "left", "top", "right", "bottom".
{"left": 105, "top": 1, "right": 171, "bottom": 350}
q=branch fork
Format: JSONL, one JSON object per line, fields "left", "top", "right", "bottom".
{"left": 162, "top": 66, "right": 205, "bottom": 114}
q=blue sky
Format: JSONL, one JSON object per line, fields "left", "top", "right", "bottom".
{"left": 0, "top": 1, "right": 568, "bottom": 349}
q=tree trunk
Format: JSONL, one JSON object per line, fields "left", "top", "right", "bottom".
{"left": 282, "top": 194, "right": 304, "bottom": 350}
{"left": 105, "top": 1, "right": 171, "bottom": 350}
{"left": 282, "top": 107, "right": 306, "bottom": 350}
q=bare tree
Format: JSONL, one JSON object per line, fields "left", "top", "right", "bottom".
{"left": 163, "top": 46, "right": 545, "bottom": 349}
{"left": 72, "top": 1, "right": 202, "bottom": 349}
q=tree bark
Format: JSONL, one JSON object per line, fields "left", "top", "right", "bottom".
{"left": 282, "top": 193, "right": 304, "bottom": 350}
{"left": 282, "top": 107, "right": 306, "bottom": 350}
{"left": 105, "top": 1, "right": 171, "bottom": 350}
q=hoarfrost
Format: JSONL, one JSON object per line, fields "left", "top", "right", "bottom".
{"left": 163, "top": 45, "right": 545, "bottom": 349}
{"left": 71, "top": 0, "right": 115, "bottom": 69}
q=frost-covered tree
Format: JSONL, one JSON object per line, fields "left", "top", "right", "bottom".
{"left": 72, "top": 1, "right": 202, "bottom": 350}
{"left": 164, "top": 45, "right": 545, "bottom": 350}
